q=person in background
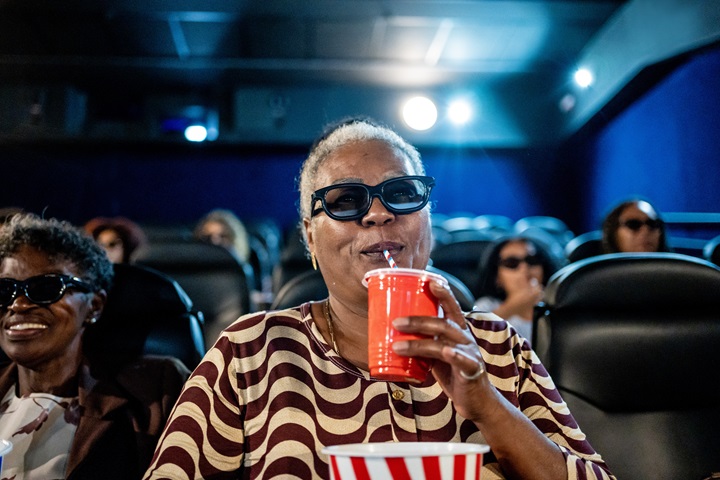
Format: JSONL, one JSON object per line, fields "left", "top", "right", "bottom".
{"left": 84, "top": 216, "right": 148, "bottom": 264}
{"left": 474, "top": 236, "right": 556, "bottom": 342}
{"left": 601, "top": 198, "right": 670, "bottom": 253}
{"left": 0, "top": 213, "right": 189, "bottom": 480}
{"left": 193, "top": 208, "right": 250, "bottom": 263}
{"left": 144, "top": 118, "right": 614, "bottom": 479}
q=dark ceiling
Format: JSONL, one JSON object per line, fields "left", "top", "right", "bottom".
{"left": 2, "top": 0, "right": 711, "bottom": 147}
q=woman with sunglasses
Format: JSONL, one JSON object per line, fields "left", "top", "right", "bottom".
{"left": 601, "top": 198, "right": 671, "bottom": 253}
{"left": 145, "top": 119, "right": 614, "bottom": 480}
{"left": 474, "top": 236, "right": 556, "bottom": 343}
{"left": 0, "top": 213, "right": 189, "bottom": 480}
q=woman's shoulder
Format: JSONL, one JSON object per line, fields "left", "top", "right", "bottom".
{"left": 465, "top": 310, "right": 529, "bottom": 352}
{"left": 473, "top": 296, "right": 501, "bottom": 312}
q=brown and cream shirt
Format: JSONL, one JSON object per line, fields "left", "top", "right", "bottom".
{"left": 144, "top": 304, "right": 614, "bottom": 480}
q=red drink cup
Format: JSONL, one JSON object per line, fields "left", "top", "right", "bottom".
{"left": 363, "top": 268, "right": 447, "bottom": 383}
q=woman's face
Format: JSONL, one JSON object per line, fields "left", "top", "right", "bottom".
{"left": 615, "top": 202, "right": 662, "bottom": 253}
{"left": 97, "top": 228, "right": 124, "bottom": 263}
{"left": 0, "top": 245, "right": 102, "bottom": 368}
{"left": 496, "top": 240, "right": 544, "bottom": 293}
{"left": 199, "top": 221, "right": 234, "bottom": 250}
{"left": 304, "top": 139, "right": 433, "bottom": 307}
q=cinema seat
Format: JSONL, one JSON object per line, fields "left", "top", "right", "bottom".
{"left": 703, "top": 234, "right": 720, "bottom": 266}
{"left": 533, "top": 253, "right": 720, "bottom": 480}
{"left": 134, "top": 240, "right": 255, "bottom": 350}
{"left": 564, "top": 230, "right": 603, "bottom": 264}
{"left": 84, "top": 263, "right": 205, "bottom": 371}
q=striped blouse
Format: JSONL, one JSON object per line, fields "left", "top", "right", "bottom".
{"left": 144, "top": 303, "right": 614, "bottom": 480}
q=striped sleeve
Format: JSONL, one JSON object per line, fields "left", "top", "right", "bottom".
{"left": 467, "top": 311, "right": 615, "bottom": 480}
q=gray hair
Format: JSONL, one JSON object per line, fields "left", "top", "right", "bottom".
{"left": 297, "top": 118, "right": 425, "bottom": 222}
{"left": 0, "top": 213, "right": 114, "bottom": 291}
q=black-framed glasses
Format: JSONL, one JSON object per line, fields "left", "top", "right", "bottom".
{"left": 310, "top": 176, "right": 435, "bottom": 221}
{"left": 0, "top": 274, "right": 94, "bottom": 308}
{"left": 620, "top": 218, "right": 663, "bottom": 231}
{"left": 498, "top": 255, "right": 542, "bottom": 270}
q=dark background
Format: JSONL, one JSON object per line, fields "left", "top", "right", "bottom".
{"left": 2, "top": 45, "right": 719, "bottom": 241}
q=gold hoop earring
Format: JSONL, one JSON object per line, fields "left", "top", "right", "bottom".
{"left": 311, "top": 252, "right": 318, "bottom": 270}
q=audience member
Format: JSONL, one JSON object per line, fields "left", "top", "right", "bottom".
{"left": 474, "top": 236, "right": 556, "bottom": 342}
{"left": 193, "top": 209, "right": 250, "bottom": 263}
{"left": 601, "top": 198, "right": 670, "bottom": 253}
{"left": 144, "top": 119, "right": 614, "bottom": 479}
{"left": 0, "top": 213, "right": 189, "bottom": 479}
{"left": 84, "top": 216, "right": 148, "bottom": 264}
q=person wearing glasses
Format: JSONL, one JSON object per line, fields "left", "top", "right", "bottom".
{"left": 144, "top": 119, "right": 614, "bottom": 480}
{"left": 0, "top": 213, "right": 189, "bottom": 480}
{"left": 601, "top": 198, "right": 670, "bottom": 253}
{"left": 474, "top": 236, "right": 557, "bottom": 342}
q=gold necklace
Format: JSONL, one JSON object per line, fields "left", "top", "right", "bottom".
{"left": 324, "top": 299, "right": 340, "bottom": 355}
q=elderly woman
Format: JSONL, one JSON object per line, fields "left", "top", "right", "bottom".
{"left": 144, "top": 119, "right": 614, "bottom": 479}
{"left": 601, "top": 198, "right": 670, "bottom": 254}
{"left": 0, "top": 213, "right": 189, "bottom": 480}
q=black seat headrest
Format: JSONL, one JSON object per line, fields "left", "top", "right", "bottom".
{"left": 544, "top": 252, "right": 720, "bottom": 310}
{"left": 535, "top": 253, "right": 720, "bottom": 413}
{"left": 84, "top": 263, "right": 205, "bottom": 371}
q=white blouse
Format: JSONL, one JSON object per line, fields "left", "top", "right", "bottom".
{"left": 0, "top": 385, "right": 78, "bottom": 480}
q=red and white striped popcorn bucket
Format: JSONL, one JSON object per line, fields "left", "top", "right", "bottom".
{"left": 322, "top": 442, "right": 490, "bottom": 480}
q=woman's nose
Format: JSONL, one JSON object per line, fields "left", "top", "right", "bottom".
{"left": 361, "top": 197, "right": 395, "bottom": 226}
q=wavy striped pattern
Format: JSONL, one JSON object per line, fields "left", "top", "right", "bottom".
{"left": 144, "top": 304, "right": 614, "bottom": 480}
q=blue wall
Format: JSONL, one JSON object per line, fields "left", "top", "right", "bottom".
{"left": 2, "top": 44, "right": 719, "bottom": 237}
{"left": 571, "top": 45, "right": 720, "bottom": 233}
{"left": 0, "top": 143, "right": 564, "bottom": 234}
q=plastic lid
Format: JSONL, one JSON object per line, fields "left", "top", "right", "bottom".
{"left": 362, "top": 267, "right": 448, "bottom": 288}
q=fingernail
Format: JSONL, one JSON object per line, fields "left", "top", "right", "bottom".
{"left": 392, "top": 317, "right": 409, "bottom": 327}
{"left": 392, "top": 340, "right": 409, "bottom": 351}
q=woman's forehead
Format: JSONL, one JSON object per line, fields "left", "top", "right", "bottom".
{"left": 317, "top": 142, "right": 415, "bottom": 181}
{"left": 0, "top": 247, "right": 78, "bottom": 277}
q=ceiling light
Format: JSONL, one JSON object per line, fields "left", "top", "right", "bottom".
{"left": 448, "top": 100, "right": 472, "bottom": 125}
{"left": 574, "top": 68, "right": 594, "bottom": 88}
{"left": 184, "top": 124, "right": 208, "bottom": 142}
{"left": 402, "top": 96, "right": 437, "bottom": 131}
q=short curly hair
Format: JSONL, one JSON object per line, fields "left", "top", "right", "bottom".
{"left": 0, "top": 213, "right": 114, "bottom": 292}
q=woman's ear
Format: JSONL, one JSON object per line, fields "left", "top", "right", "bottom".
{"left": 87, "top": 289, "right": 108, "bottom": 324}
{"left": 303, "top": 217, "right": 314, "bottom": 251}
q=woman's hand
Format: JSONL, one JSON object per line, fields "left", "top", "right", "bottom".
{"left": 496, "top": 277, "right": 543, "bottom": 320}
{"left": 391, "top": 280, "right": 497, "bottom": 422}
{"left": 392, "top": 280, "right": 568, "bottom": 480}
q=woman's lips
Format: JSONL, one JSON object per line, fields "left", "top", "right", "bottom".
{"left": 362, "top": 242, "right": 403, "bottom": 255}
{"left": 4, "top": 321, "right": 49, "bottom": 338}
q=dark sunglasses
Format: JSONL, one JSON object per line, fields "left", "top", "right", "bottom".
{"left": 620, "top": 218, "right": 663, "bottom": 231}
{"left": 498, "top": 255, "right": 542, "bottom": 270}
{"left": 0, "top": 274, "right": 94, "bottom": 308}
{"left": 310, "top": 176, "right": 435, "bottom": 221}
